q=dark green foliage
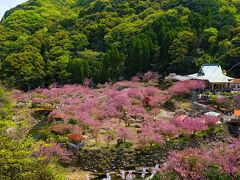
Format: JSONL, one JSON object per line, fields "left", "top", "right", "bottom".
{"left": 0, "top": 88, "right": 11, "bottom": 120}
{"left": 101, "top": 47, "right": 124, "bottom": 81}
{"left": 163, "top": 100, "right": 176, "bottom": 111}
{"left": 68, "top": 119, "right": 77, "bottom": 125}
{"left": 0, "top": 46, "right": 45, "bottom": 90}
{"left": 0, "top": 0, "right": 240, "bottom": 89}
{"left": 168, "top": 31, "right": 196, "bottom": 74}
{"left": 126, "top": 33, "right": 155, "bottom": 76}
{"left": 67, "top": 58, "right": 89, "bottom": 83}
{"left": 204, "top": 165, "right": 232, "bottom": 180}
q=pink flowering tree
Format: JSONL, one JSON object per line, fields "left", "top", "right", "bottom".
{"left": 34, "top": 142, "right": 73, "bottom": 165}
{"left": 117, "top": 127, "right": 136, "bottom": 142}
{"left": 216, "top": 96, "right": 225, "bottom": 105}
{"left": 160, "top": 148, "right": 211, "bottom": 179}
{"left": 172, "top": 117, "right": 207, "bottom": 135}
{"left": 161, "top": 140, "right": 240, "bottom": 179}
{"left": 153, "top": 120, "right": 178, "bottom": 138}
{"left": 216, "top": 96, "right": 232, "bottom": 111}
{"left": 138, "top": 122, "right": 165, "bottom": 146}
{"left": 169, "top": 80, "right": 205, "bottom": 95}
{"left": 138, "top": 129, "right": 165, "bottom": 146}
{"left": 209, "top": 140, "right": 240, "bottom": 178}
{"left": 91, "top": 121, "right": 102, "bottom": 143}
{"left": 103, "top": 131, "right": 115, "bottom": 147}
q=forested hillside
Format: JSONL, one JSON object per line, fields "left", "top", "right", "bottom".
{"left": 0, "top": 0, "right": 240, "bottom": 89}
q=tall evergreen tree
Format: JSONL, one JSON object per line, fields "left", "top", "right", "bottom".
{"left": 101, "top": 47, "right": 124, "bottom": 81}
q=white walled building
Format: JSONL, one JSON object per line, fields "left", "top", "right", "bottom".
{"left": 187, "top": 64, "right": 233, "bottom": 91}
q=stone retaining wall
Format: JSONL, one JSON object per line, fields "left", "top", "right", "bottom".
{"left": 78, "top": 134, "right": 226, "bottom": 172}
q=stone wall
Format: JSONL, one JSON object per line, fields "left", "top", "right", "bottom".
{"left": 78, "top": 134, "right": 226, "bottom": 173}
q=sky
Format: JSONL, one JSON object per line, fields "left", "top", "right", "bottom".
{"left": 0, "top": 0, "right": 27, "bottom": 19}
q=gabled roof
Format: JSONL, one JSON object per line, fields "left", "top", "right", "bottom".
{"left": 188, "top": 64, "right": 233, "bottom": 83}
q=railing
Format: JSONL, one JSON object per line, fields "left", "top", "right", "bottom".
{"left": 73, "top": 164, "right": 161, "bottom": 180}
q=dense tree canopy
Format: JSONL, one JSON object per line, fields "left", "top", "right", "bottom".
{"left": 0, "top": 88, "right": 52, "bottom": 179}
{"left": 0, "top": 0, "right": 240, "bottom": 89}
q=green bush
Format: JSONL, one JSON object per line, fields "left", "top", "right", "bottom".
{"left": 204, "top": 165, "right": 231, "bottom": 180}
{"left": 163, "top": 100, "right": 176, "bottom": 111}
{"left": 155, "top": 172, "right": 180, "bottom": 180}
{"left": 68, "top": 119, "right": 77, "bottom": 125}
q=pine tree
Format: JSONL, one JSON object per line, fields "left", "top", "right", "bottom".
{"left": 101, "top": 47, "right": 124, "bottom": 81}
{"left": 67, "top": 58, "right": 84, "bottom": 83}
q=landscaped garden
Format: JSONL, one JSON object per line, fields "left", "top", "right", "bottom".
{"left": 2, "top": 0, "right": 240, "bottom": 179}
{"left": 2, "top": 72, "right": 238, "bottom": 179}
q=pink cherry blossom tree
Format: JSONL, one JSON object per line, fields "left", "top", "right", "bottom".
{"left": 34, "top": 142, "right": 73, "bottom": 165}
{"left": 169, "top": 80, "right": 205, "bottom": 95}
{"left": 117, "top": 127, "right": 136, "bottom": 142}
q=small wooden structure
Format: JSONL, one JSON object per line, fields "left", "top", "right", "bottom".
{"left": 67, "top": 133, "right": 85, "bottom": 143}
{"left": 67, "top": 134, "right": 85, "bottom": 151}
{"left": 231, "top": 79, "right": 240, "bottom": 91}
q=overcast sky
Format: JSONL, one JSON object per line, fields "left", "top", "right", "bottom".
{"left": 0, "top": 0, "right": 28, "bottom": 19}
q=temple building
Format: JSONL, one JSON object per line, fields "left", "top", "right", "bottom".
{"left": 188, "top": 64, "right": 234, "bottom": 91}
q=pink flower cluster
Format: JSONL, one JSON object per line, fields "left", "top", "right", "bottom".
{"left": 35, "top": 143, "right": 73, "bottom": 164}
{"left": 118, "top": 128, "right": 137, "bottom": 142}
{"left": 161, "top": 139, "right": 240, "bottom": 179}
{"left": 172, "top": 117, "right": 208, "bottom": 133}
{"left": 169, "top": 80, "right": 205, "bottom": 94}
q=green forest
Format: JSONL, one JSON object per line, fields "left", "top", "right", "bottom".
{"left": 0, "top": 0, "right": 240, "bottom": 90}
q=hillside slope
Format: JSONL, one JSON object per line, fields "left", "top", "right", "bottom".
{"left": 0, "top": 0, "right": 240, "bottom": 89}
